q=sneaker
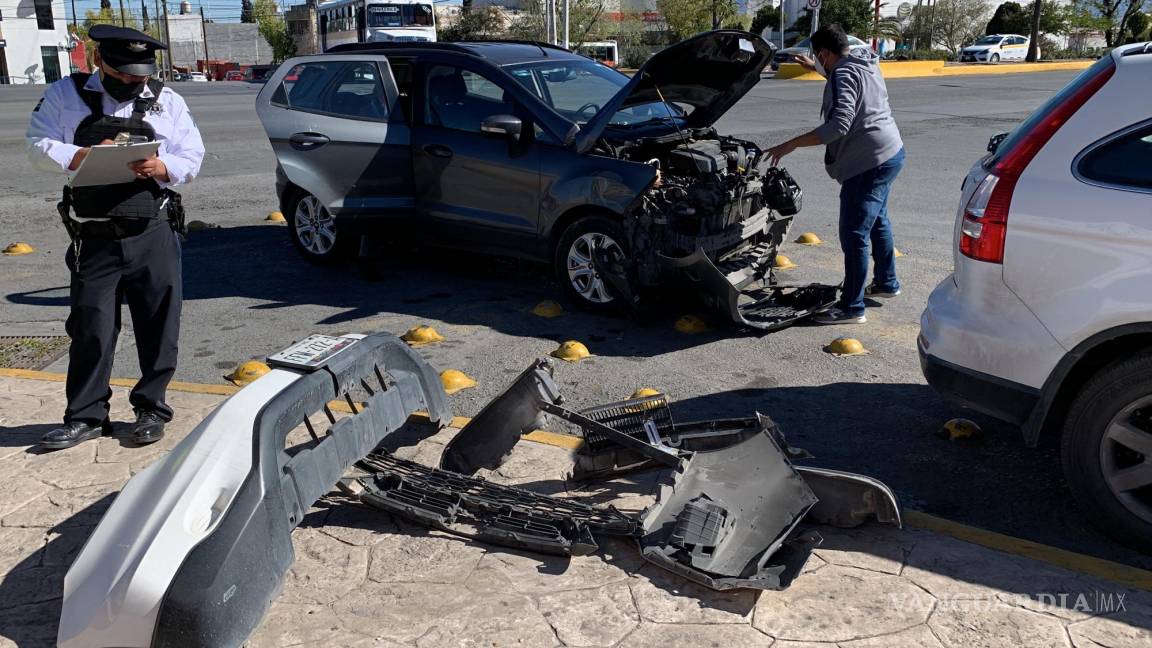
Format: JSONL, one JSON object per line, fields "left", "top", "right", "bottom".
{"left": 864, "top": 284, "right": 901, "bottom": 299}
{"left": 812, "top": 308, "right": 867, "bottom": 325}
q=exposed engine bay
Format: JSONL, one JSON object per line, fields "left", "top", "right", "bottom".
{"left": 592, "top": 128, "right": 834, "bottom": 330}
{"left": 597, "top": 128, "right": 800, "bottom": 276}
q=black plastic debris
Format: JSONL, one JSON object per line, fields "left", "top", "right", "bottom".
{"left": 572, "top": 395, "right": 799, "bottom": 482}
{"left": 359, "top": 451, "right": 640, "bottom": 556}
{"left": 638, "top": 427, "right": 821, "bottom": 591}
{"left": 440, "top": 358, "right": 562, "bottom": 475}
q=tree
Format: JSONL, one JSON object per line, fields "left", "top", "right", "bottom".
{"left": 931, "top": 0, "right": 993, "bottom": 53}
{"left": 656, "top": 0, "right": 738, "bottom": 40}
{"left": 241, "top": 0, "right": 255, "bottom": 23}
{"left": 750, "top": 4, "right": 781, "bottom": 36}
{"left": 254, "top": 0, "right": 295, "bottom": 63}
{"left": 1079, "top": 0, "right": 1147, "bottom": 45}
{"left": 1124, "top": 9, "right": 1149, "bottom": 40}
{"left": 987, "top": 2, "right": 1030, "bottom": 33}
{"left": 440, "top": 6, "right": 505, "bottom": 41}
{"left": 100, "top": 0, "right": 111, "bottom": 9}
{"left": 794, "top": 0, "right": 874, "bottom": 35}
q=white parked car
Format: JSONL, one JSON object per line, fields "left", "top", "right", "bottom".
{"left": 959, "top": 34, "right": 1030, "bottom": 63}
{"left": 920, "top": 43, "right": 1152, "bottom": 551}
{"left": 188, "top": 71, "right": 209, "bottom": 82}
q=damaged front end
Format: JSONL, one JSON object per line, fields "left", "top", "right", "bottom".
{"left": 576, "top": 31, "right": 837, "bottom": 329}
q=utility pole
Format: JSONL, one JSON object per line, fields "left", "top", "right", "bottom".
{"left": 160, "top": 0, "right": 173, "bottom": 79}
{"left": 562, "top": 0, "right": 569, "bottom": 48}
{"left": 200, "top": 7, "right": 209, "bottom": 70}
{"left": 118, "top": 0, "right": 127, "bottom": 25}
{"left": 141, "top": 0, "right": 148, "bottom": 31}
{"left": 70, "top": 0, "right": 79, "bottom": 35}
{"left": 712, "top": 0, "right": 718, "bottom": 29}
{"left": 1026, "top": 0, "right": 1042, "bottom": 61}
{"left": 872, "top": 0, "right": 880, "bottom": 50}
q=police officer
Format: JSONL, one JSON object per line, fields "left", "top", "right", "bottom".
{"left": 26, "top": 25, "right": 204, "bottom": 450}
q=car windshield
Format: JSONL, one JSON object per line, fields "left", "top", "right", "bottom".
{"left": 975, "top": 36, "right": 1003, "bottom": 45}
{"left": 504, "top": 59, "right": 682, "bottom": 126}
{"left": 367, "top": 3, "right": 433, "bottom": 27}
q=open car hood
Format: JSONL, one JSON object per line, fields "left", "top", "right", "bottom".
{"left": 573, "top": 30, "right": 774, "bottom": 154}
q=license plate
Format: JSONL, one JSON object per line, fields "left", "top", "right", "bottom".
{"left": 267, "top": 334, "right": 357, "bottom": 371}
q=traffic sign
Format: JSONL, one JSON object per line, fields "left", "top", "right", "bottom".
{"left": 806, "top": 0, "right": 822, "bottom": 9}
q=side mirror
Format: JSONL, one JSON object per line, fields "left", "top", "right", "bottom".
{"left": 481, "top": 114, "right": 523, "bottom": 139}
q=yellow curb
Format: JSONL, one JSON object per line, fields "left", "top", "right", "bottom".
{"left": 522, "top": 429, "right": 585, "bottom": 450}
{"left": 0, "top": 368, "right": 243, "bottom": 396}
{"left": 777, "top": 59, "right": 1093, "bottom": 81}
{"left": 904, "top": 510, "right": 1152, "bottom": 592}
{"left": 2, "top": 367, "right": 1148, "bottom": 591}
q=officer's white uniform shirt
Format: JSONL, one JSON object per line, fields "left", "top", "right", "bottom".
{"left": 26, "top": 73, "right": 205, "bottom": 191}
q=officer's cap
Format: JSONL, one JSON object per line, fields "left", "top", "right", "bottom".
{"left": 89, "top": 24, "right": 167, "bottom": 76}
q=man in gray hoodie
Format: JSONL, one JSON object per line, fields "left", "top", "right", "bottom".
{"left": 767, "top": 24, "right": 905, "bottom": 325}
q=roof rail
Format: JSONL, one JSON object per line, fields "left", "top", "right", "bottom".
{"left": 325, "top": 42, "right": 472, "bottom": 54}
{"left": 1119, "top": 41, "right": 1152, "bottom": 57}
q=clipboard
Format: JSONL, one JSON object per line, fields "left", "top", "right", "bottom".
{"left": 69, "top": 142, "right": 161, "bottom": 188}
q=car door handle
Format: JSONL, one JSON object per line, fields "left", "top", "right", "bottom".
{"left": 423, "top": 144, "right": 453, "bottom": 159}
{"left": 288, "top": 132, "right": 330, "bottom": 151}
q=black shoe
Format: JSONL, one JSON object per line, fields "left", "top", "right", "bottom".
{"left": 40, "top": 420, "right": 112, "bottom": 450}
{"left": 132, "top": 410, "right": 167, "bottom": 445}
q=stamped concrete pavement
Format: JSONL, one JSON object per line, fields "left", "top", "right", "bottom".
{"left": 0, "top": 375, "right": 1149, "bottom": 648}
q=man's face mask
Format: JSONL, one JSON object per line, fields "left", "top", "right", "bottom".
{"left": 813, "top": 50, "right": 828, "bottom": 78}
{"left": 100, "top": 66, "right": 148, "bottom": 102}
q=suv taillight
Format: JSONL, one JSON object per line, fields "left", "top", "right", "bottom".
{"left": 960, "top": 174, "right": 1007, "bottom": 262}
{"left": 959, "top": 59, "right": 1116, "bottom": 264}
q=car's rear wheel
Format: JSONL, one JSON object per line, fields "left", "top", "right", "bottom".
{"left": 554, "top": 215, "right": 630, "bottom": 311}
{"left": 285, "top": 189, "right": 354, "bottom": 265}
{"left": 990, "top": 53, "right": 1000, "bottom": 64}
{"left": 1062, "top": 352, "right": 1152, "bottom": 553}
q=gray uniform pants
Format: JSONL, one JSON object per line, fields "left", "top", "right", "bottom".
{"left": 64, "top": 219, "right": 182, "bottom": 425}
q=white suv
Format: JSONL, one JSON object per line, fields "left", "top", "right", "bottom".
{"left": 919, "top": 43, "right": 1152, "bottom": 551}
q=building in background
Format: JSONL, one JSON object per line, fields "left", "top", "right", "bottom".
{"left": 0, "top": 0, "right": 73, "bottom": 84}
{"left": 164, "top": 12, "right": 274, "bottom": 70}
{"left": 286, "top": 0, "right": 321, "bottom": 55}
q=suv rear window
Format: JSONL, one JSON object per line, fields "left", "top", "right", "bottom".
{"left": 1078, "top": 122, "right": 1152, "bottom": 190}
{"left": 985, "top": 56, "right": 1115, "bottom": 170}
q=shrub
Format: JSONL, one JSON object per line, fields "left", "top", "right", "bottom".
{"left": 886, "top": 48, "right": 954, "bottom": 60}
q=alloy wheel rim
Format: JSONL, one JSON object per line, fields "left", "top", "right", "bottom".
{"left": 567, "top": 232, "right": 622, "bottom": 304}
{"left": 294, "top": 195, "right": 336, "bottom": 255}
{"left": 1099, "top": 395, "right": 1152, "bottom": 525}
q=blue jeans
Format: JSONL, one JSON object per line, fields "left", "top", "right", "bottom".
{"left": 837, "top": 148, "right": 905, "bottom": 317}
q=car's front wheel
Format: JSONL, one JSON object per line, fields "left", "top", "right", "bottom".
{"left": 554, "top": 215, "right": 630, "bottom": 311}
{"left": 990, "top": 53, "right": 1001, "bottom": 64}
{"left": 285, "top": 189, "right": 354, "bottom": 264}
{"left": 1062, "top": 352, "right": 1152, "bottom": 553}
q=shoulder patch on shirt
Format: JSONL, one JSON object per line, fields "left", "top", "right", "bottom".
{"left": 33, "top": 98, "right": 44, "bottom": 112}
{"left": 148, "top": 102, "right": 165, "bottom": 115}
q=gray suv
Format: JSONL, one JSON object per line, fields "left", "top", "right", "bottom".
{"left": 255, "top": 31, "right": 827, "bottom": 322}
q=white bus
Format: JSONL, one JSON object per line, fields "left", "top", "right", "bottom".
{"left": 318, "top": 0, "right": 436, "bottom": 51}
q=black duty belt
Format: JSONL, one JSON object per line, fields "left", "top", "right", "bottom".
{"left": 75, "top": 218, "right": 156, "bottom": 240}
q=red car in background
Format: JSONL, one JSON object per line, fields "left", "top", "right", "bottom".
{"left": 225, "top": 70, "right": 245, "bottom": 81}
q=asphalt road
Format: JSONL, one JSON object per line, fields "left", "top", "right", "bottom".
{"left": 6, "top": 71, "right": 1150, "bottom": 570}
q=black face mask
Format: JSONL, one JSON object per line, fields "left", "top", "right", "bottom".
{"left": 101, "top": 70, "right": 147, "bottom": 102}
